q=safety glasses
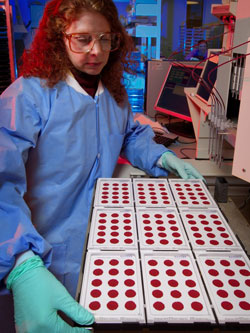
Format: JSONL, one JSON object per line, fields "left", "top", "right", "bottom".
{"left": 63, "top": 32, "right": 120, "bottom": 53}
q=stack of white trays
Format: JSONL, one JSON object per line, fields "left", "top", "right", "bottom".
{"left": 79, "top": 177, "right": 250, "bottom": 326}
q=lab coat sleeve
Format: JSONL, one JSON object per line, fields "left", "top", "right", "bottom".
{"left": 0, "top": 79, "right": 52, "bottom": 284}
{"left": 121, "top": 108, "right": 171, "bottom": 177}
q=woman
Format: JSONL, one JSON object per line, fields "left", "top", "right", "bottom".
{"left": 0, "top": 0, "right": 203, "bottom": 331}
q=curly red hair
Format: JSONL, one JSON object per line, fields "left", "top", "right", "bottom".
{"left": 19, "top": 0, "right": 135, "bottom": 105}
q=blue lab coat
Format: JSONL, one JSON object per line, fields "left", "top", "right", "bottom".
{"left": 0, "top": 74, "right": 169, "bottom": 297}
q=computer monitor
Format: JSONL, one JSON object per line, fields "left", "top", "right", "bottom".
{"left": 154, "top": 63, "right": 203, "bottom": 122}
{"left": 195, "top": 49, "right": 221, "bottom": 105}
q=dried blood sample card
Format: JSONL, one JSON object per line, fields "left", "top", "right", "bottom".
{"left": 88, "top": 208, "right": 137, "bottom": 250}
{"left": 79, "top": 250, "right": 145, "bottom": 324}
{"left": 94, "top": 178, "right": 133, "bottom": 207}
{"left": 196, "top": 252, "right": 250, "bottom": 324}
{"left": 140, "top": 251, "right": 215, "bottom": 323}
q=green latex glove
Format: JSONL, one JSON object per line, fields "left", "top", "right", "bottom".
{"left": 162, "top": 152, "right": 205, "bottom": 181}
{"left": 7, "top": 256, "right": 94, "bottom": 333}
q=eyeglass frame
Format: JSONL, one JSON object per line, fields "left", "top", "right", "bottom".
{"left": 63, "top": 32, "right": 121, "bottom": 53}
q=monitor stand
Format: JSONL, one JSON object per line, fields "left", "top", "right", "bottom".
{"left": 164, "top": 120, "right": 195, "bottom": 139}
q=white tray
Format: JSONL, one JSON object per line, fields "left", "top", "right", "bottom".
{"left": 88, "top": 208, "right": 138, "bottom": 250}
{"left": 94, "top": 178, "right": 133, "bottom": 207}
{"left": 136, "top": 208, "right": 190, "bottom": 250}
{"left": 196, "top": 251, "right": 250, "bottom": 324}
{"left": 79, "top": 250, "right": 145, "bottom": 324}
{"left": 133, "top": 178, "right": 175, "bottom": 207}
{"left": 179, "top": 207, "right": 242, "bottom": 251}
{"left": 168, "top": 179, "right": 217, "bottom": 208}
{"left": 140, "top": 251, "right": 215, "bottom": 323}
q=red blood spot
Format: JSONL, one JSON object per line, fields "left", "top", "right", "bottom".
{"left": 224, "top": 240, "right": 233, "bottom": 246}
{"left": 123, "top": 213, "right": 130, "bottom": 218}
{"left": 110, "top": 238, "right": 119, "bottom": 244}
{"left": 188, "top": 220, "right": 196, "bottom": 225}
{"left": 125, "top": 301, "right": 136, "bottom": 310}
{"left": 146, "top": 239, "right": 155, "bottom": 245}
{"left": 101, "top": 200, "right": 108, "bottom": 204}
{"left": 109, "top": 269, "right": 119, "bottom": 275}
{"left": 148, "top": 260, "right": 158, "bottom": 266}
{"left": 124, "top": 225, "right": 131, "bottom": 230}
{"left": 93, "top": 269, "right": 103, "bottom": 276}
{"left": 235, "top": 260, "right": 245, "bottom": 267}
{"left": 144, "top": 226, "right": 152, "bottom": 231}
{"left": 180, "top": 260, "right": 190, "bottom": 267}
{"left": 213, "top": 220, "right": 222, "bottom": 225}
{"left": 161, "top": 239, "right": 169, "bottom": 245}
{"left": 111, "top": 219, "right": 119, "bottom": 224}
{"left": 210, "top": 240, "right": 219, "bottom": 245}
{"left": 188, "top": 290, "right": 200, "bottom": 298}
{"left": 124, "top": 238, "right": 133, "bottom": 244}
{"left": 149, "top": 269, "right": 159, "bottom": 276}
{"left": 124, "top": 259, "right": 134, "bottom": 266}
{"left": 172, "top": 302, "right": 184, "bottom": 311}
{"left": 217, "top": 227, "right": 225, "bottom": 231}
{"left": 208, "top": 269, "right": 219, "bottom": 276}
{"left": 212, "top": 279, "right": 223, "bottom": 287}
{"left": 107, "top": 301, "right": 118, "bottom": 310}
{"left": 239, "top": 301, "right": 250, "bottom": 310}
{"left": 97, "top": 238, "right": 105, "bottom": 244}
{"left": 198, "top": 214, "right": 206, "bottom": 219}
{"left": 94, "top": 259, "right": 104, "bottom": 266}
{"left": 98, "top": 225, "right": 106, "bottom": 230}
{"left": 155, "top": 220, "right": 163, "bottom": 225}
{"left": 191, "top": 302, "right": 203, "bottom": 311}
{"left": 111, "top": 232, "right": 119, "bottom": 237}
{"left": 167, "top": 214, "right": 175, "bottom": 218}
{"left": 153, "top": 301, "right": 165, "bottom": 311}
{"left": 145, "top": 232, "right": 153, "bottom": 237}
{"left": 100, "top": 213, "right": 107, "bottom": 217}
{"left": 220, "top": 260, "right": 230, "bottom": 266}
{"left": 172, "top": 232, "right": 181, "bottom": 237}
{"left": 91, "top": 289, "right": 101, "bottom": 298}
{"left": 109, "top": 259, "right": 119, "bottom": 266}
{"left": 111, "top": 213, "right": 119, "bottom": 217}
{"left": 234, "top": 290, "right": 245, "bottom": 298}
{"left": 168, "top": 279, "right": 178, "bottom": 287}
{"left": 168, "top": 220, "right": 176, "bottom": 225}
{"left": 158, "top": 226, "right": 166, "bottom": 231}
{"left": 182, "top": 269, "right": 192, "bottom": 276}
{"left": 92, "top": 279, "right": 102, "bottom": 287}
{"left": 124, "top": 279, "right": 135, "bottom": 287}
{"left": 191, "top": 227, "right": 199, "bottom": 231}
{"left": 186, "top": 214, "right": 194, "bottom": 219}
{"left": 220, "top": 233, "right": 229, "bottom": 238}
{"left": 207, "top": 233, "right": 215, "bottom": 238}
{"left": 205, "top": 260, "right": 215, "bottom": 266}
{"left": 204, "top": 227, "right": 212, "bottom": 232}
{"left": 125, "top": 269, "right": 135, "bottom": 276}
{"left": 111, "top": 225, "right": 118, "bottom": 231}
{"left": 143, "top": 214, "right": 150, "bottom": 218}
{"left": 181, "top": 201, "right": 188, "bottom": 204}
{"left": 152, "top": 290, "right": 163, "bottom": 298}
{"left": 158, "top": 232, "right": 167, "bottom": 238}
{"left": 89, "top": 301, "right": 101, "bottom": 310}
{"left": 217, "top": 290, "right": 228, "bottom": 298}
{"left": 245, "top": 279, "right": 250, "bottom": 287}
{"left": 171, "top": 290, "right": 182, "bottom": 298}
{"left": 108, "top": 290, "right": 119, "bottom": 298}
{"left": 164, "top": 260, "right": 174, "bottom": 266}
{"left": 186, "top": 280, "right": 196, "bottom": 288}
{"left": 201, "top": 220, "right": 209, "bottom": 225}
{"left": 224, "top": 269, "right": 235, "bottom": 276}
{"left": 123, "top": 219, "right": 131, "bottom": 224}
{"left": 240, "top": 269, "right": 250, "bottom": 276}
{"left": 151, "top": 279, "right": 161, "bottom": 287}
{"left": 166, "top": 269, "right": 176, "bottom": 276}
{"left": 221, "top": 301, "right": 233, "bottom": 310}
{"left": 108, "top": 279, "right": 118, "bottom": 287}
{"left": 228, "top": 279, "right": 239, "bottom": 287}
{"left": 98, "top": 219, "right": 106, "bottom": 224}
{"left": 196, "top": 240, "right": 205, "bottom": 245}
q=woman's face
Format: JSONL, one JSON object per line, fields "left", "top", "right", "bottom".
{"left": 64, "top": 11, "right": 111, "bottom": 75}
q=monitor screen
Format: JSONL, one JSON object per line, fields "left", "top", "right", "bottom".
{"left": 196, "top": 51, "right": 220, "bottom": 104}
{"left": 154, "top": 63, "right": 203, "bottom": 122}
